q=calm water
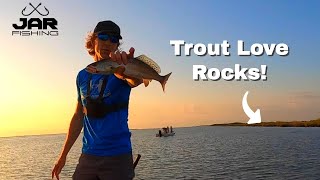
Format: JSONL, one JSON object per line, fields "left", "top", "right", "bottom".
{"left": 0, "top": 126, "right": 320, "bottom": 180}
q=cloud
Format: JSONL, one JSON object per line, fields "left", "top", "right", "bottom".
{"left": 183, "top": 103, "right": 209, "bottom": 114}
{"left": 287, "top": 91, "right": 320, "bottom": 108}
{"left": 290, "top": 92, "right": 320, "bottom": 99}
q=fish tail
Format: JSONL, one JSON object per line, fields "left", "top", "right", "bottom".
{"left": 160, "top": 72, "right": 172, "bottom": 92}
{"left": 143, "top": 79, "right": 150, "bottom": 87}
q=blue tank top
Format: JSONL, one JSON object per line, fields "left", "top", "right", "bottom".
{"left": 76, "top": 69, "right": 132, "bottom": 156}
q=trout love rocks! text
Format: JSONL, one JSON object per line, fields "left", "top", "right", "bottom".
{"left": 170, "top": 40, "right": 289, "bottom": 81}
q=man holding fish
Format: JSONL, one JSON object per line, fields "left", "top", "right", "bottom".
{"left": 52, "top": 20, "right": 171, "bottom": 180}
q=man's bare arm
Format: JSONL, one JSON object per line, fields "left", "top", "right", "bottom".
{"left": 59, "top": 101, "right": 84, "bottom": 158}
{"left": 52, "top": 101, "right": 84, "bottom": 179}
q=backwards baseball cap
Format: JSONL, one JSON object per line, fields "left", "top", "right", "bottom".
{"left": 94, "top": 20, "right": 122, "bottom": 39}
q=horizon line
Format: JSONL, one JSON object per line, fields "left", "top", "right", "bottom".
{"left": 0, "top": 124, "right": 208, "bottom": 138}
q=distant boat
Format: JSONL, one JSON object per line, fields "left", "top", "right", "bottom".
{"left": 156, "top": 132, "right": 175, "bottom": 137}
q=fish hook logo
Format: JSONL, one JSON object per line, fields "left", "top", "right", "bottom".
{"left": 12, "top": 2, "right": 58, "bottom": 36}
{"left": 22, "top": 3, "right": 49, "bottom": 16}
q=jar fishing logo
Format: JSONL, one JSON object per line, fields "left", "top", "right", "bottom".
{"left": 12, "top": 3, "right": 58, "bottom": 36}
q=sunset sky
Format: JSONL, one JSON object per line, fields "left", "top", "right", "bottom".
{"left": 0, "top": 1, "right": 319, "bottom": 137}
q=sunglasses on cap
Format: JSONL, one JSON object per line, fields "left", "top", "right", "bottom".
{"left": 97, "top": 33, "right": 119, "bottom": 43}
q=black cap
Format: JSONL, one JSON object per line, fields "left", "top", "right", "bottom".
{"left": 94, "top": 20, "right": 122, "bottom": 39}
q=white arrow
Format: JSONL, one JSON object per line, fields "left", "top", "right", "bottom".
{"left": 242, "top": 91, "right": 261, "bottom": 124}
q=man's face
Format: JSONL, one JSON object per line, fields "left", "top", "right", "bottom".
{"left": 94, "top": 35, "right": 118, "bottom": 61}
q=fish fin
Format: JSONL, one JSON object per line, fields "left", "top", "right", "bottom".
{"left": 136, "top": 55, "right": 161, "bottom": 73}
{"left": 143, "top": 79, "right": 150, "bottom": 87}
{"left": 114, "top": 66, "right": 126, "bottom": 79}
{"left": 109, "top": 66, "right": 117, "bottom": 73}
{"left": 114, "top": 66, "right": 125, "bottom": 73}
{"left": 160, "top": 72, "right": 172, "bottom": 92}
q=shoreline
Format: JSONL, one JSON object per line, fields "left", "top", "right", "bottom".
{"left": 211, "top": 118, "right": 320, "bottom": 127}
{"left": 2, "top": 119, "right": 319, "bottom": 138}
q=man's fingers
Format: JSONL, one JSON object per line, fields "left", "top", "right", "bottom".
{"left": 52, "top": 164, "right": 58, "bottom": 178}
{"left": 55, "top": 171, "right": 60, "bottom": 180}
{"left": 128, "top": 47, "right": 135, "bottom": 59}
{"left": 121, "top": 52, "right": 128, "bottom": 65}
{"left": 109, "top": 52, "right": 116, "bottom": 61}
{"left": 109, "top": 48, "right": 135, "bottom": 65}
{"left": 115, "top": 52, "right": 122, "bottom": 65}
{"left": 52, "top": 163, "right": 63, "bottom": 179}
{"left": 54, "top": 167, "right": 61, "bottom": 180}
{"left": 52, "top": 168, "right": 55, "bottom": 178}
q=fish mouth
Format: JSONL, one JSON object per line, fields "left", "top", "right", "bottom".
{"left": 85, "top": 65, "right": 98, "bottom": 73}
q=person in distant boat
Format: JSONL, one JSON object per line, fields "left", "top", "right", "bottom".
{"left": 163, "top": 127, "right": 168, "bottom": 134}
{"left": 170, "top": 126, "right": 173, "bottom": 133}
{"left": 159, "top": 130, "right": 162, "bottom": 137}
{"left": 51, "top": 20, "right": 143, "bottom": 180}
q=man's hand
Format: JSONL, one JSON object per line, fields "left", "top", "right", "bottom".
{"left": 109, "top": 47, "right": 135, "bottom": 65}
{"left": 109, "top": 47, "right": 143, "bottom": 87}
{"left": 51, "top": 156, "right": 66, "bottom": 180}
